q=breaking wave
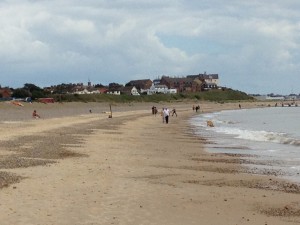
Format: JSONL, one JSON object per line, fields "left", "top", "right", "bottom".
{"left": 214, "top": 127, "right": 300, "bottom": 147}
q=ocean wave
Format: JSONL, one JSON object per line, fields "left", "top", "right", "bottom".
{"left": 214, "top": 127, "right": 300, "bottom": 147}
{"left": 283, "top": 139, "right": 300, "bottom": 146}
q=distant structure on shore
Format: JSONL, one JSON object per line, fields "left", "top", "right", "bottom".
{"left": 0, "top": 72, "right": 221, "bottom": 98}
{"left": 252, "top": 94, "right": 300, "bottom": 101}
{"left": 46, "top": 72, "right": 220, "bottom": 96}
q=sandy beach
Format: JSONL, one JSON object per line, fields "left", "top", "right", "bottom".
{"left": 0, "top": 101, "right": 299, "bottom": 225}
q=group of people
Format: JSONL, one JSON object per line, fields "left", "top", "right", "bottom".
{"left": 151, "top": 106, "right": 177, "bottom": 124}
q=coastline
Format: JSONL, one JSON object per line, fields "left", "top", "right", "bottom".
{"left": 189, "top": 105, "right": 300, "bottom": 184}
{"left": 0, "top": 101, "right": 299, "bottom": 224}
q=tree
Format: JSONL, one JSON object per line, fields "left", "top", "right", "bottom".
{"left": 94, "top": 83, "right": 106, "bottom": 88}
{"left": 12, "top": 88, "right": 31, "bottom": 98}
{"left": 31, "top": 90, "right": 45, "bottom": 99}
{"left": 23, "top": 83, "right": 43, "bottom": 93}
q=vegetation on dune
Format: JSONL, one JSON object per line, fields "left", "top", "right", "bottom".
{"left": 50, "top": 89, "right": 254, "bottom": 103}
{"left": 4, "top": 82, "right": 253, "bottom": 103}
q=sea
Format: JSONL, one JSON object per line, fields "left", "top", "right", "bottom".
{"left": 189, "top": 106, "right": 300, "bottom": 183}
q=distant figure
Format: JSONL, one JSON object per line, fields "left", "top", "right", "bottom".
{"left": 207, "top": 120, "right": 214, "bottom": 127}
{"left": 192, "top": 105, "right": 195, "bottom": 111}
{"left": 161, "top": 108, "right": 165, "bottom": 123}
{"left": 163, "top": 108, "right": 170, "bottom": 124}
{"left": 154, "top": 107, "right": 158, "bottom": 116}
{"left": 239, "top": 104, "right": 241, "bottom": 109}
{"left": 152, "top": 106, "right": 158, "bottom": 116}
{"left": 89, "top": 109, "right": 92, "bottom": 113}
{"left": 32, "top": 110, "right": 40, "bottom": 119}
{"left": 195, "top": 105, "right": 200, "bottom": 112}
{"left": 171, "top": 108, "right": 177, "bottom": 117}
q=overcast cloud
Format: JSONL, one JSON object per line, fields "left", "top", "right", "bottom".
{"left": 1, "top": 0, "right": 300, "bottom": 94}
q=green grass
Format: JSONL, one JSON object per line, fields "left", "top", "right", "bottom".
{"left": 49, "top": 89, "right": 254, "bottom": 103}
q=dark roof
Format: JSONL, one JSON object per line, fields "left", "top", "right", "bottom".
{"left": 126, "top": 79, "right": 152, "bottom": 89}
{"left": 187, "top": 74, "right": 219, "bottom": 79}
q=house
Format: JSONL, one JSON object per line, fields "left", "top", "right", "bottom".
{"left": 200, "top": 74, "right": 219, "bottom": 86}
{"left": 201, "top": 82, "right": 218, "bottom": 90}
{"left": 74, "top": 88, "right": 100, "bottom": 94}
{"left": 160, "top": 76, "right": 195, "bottom": 93}
{"left": 145, "top": 84, "right": 177, "bottom": 95}
{"left": 120, "top": 86, "right": 140, "bottom": 96}
{"left": 0, "top": 88, "right": 12, "bottom": 98}
{"left": 98, "top": 87, "right": 109, "bottom": 94}
{"left": 146, "top": 84, "right": 169, "bottom": 95}
{"left": 125, "top": 79, "right": 152, "bottom": 91}
{"left": 187, "top": 73, "right": 219, "bottom": 87}
{"left": 191, "top": 78, "right": 204, "bottom": 92}
{"left": 107, "top": 90, "right": 121, "bottom": 95}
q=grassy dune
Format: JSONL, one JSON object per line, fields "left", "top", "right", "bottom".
{"left": 50, "top": 89, "right": 253, "bottom": 103}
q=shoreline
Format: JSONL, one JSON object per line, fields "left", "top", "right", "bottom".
{"left": 188, "top": 106, "right": 300, "bottom": 185}
{"left": 0, "top": 101, "right": 300, "bottom": 224}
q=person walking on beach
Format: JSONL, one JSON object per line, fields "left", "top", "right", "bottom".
{"left": 171, "top": 108, "right": 177, "bottom": 117}
{"left": 32, "top": 110, "right": 40, "bottom": 119}
{"left": 161, "top": 108, "right": 165, "bottom": 123}
{"left": 152, "top": 106, "right": 158, "bottom": 116}
{"left": 163, "top": 107, "right": 170, "bottom": 124}
{"left": 152, "top": 106, "right": 155, "bottom": 115}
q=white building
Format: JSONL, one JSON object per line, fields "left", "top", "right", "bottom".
{"left": 143, "top": 84, "right": 177, "bottom": 95}
{"left": 74, "top": 89, "right": 100, "bottom": 94}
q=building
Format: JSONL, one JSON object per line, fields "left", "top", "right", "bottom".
{"left": 144, "top": 84, "right": 177, "bottom": 95}
{"left": 160, "top": 76, "right": 195, "bottom": 93}
{"left": 98, "top": 87, "right": 109, "bottom": 94}
{"left": 125, "top": 79, "right": 152, "bottom": 91}
{"left": 187, "top": 73, "right": 219, "bottom": 86}
{"left": 0, "top": 88, "right": 12, "bottom": 98}
{"left": 121, "top": 86, "right": 140, "bottom": 96}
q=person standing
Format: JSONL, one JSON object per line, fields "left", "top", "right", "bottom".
{"left": 161, "top": 108, "right": 165, "bottom": 123}
{"left": 171, "top": 108, "right": 177, "bottom": 117}
{"left": 163, "top": 108, "right": 170, "bottom": 124}
{"left": 154, "top": 107, "right": 158, "bottom": 116}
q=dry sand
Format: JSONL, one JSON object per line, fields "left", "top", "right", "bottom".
{"left": 0, "top": 101, "right": 299, "bottom": 225}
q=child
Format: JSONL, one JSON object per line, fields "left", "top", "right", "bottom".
{"left": 32, "top": 110, "right": 41, "bottom": 119}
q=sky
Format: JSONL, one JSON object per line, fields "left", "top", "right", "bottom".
{"left": 1, "top": 0, "right": 300, "bottom": 95}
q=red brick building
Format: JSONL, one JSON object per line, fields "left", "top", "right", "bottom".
{"left": 125, "top": 79, "right": 152, "bottom": 91}
{"left": 0, "top": 88, "right": 12, "bottom": 98}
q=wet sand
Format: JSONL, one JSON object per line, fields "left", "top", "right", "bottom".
{"left": 0, "top": 101, "right": 299, "bottom": 225}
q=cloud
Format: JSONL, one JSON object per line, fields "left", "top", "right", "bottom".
{"left": 0, "top": 0, "right": 299, "bottom": 94}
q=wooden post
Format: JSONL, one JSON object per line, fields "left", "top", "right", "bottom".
{"left": 108, "top": 104, "right": 112, "bottom": 118}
